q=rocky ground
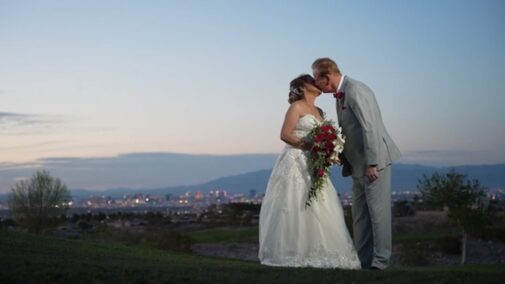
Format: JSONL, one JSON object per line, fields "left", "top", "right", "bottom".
{"left": 192, "top": 238, "right": 505, "bottom": 266}
{"left": 191, "top": 211, "right": 505, "bottom": 266}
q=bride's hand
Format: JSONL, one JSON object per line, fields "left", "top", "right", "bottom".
{"left": 297, "top": 139, "right": 313, "bottom": 151}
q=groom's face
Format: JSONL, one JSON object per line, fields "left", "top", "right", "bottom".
{"left": 313, "top": 69, "right": 333, "bottom": 93}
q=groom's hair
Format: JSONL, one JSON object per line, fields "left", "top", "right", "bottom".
{"left": 312, "top": 58, "right": 341, "bottom": 76}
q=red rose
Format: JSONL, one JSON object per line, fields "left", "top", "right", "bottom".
{"left": 325, "top": 141, "right": 335, "bottom": 152}
{"left": 314, "top": 134, "right": 323, "bottom": 143}
{"left": 334, "top": 92, "right": 345, "bottom": 99}
{"left": 317, "top": 169, "right": 325, "bottom": 177}
{"left": 321, "top": 125, "right": 333, "bottom": 133}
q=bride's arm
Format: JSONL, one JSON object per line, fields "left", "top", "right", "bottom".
{"left": 280, "top": 104, "right": 305, "bottom": 149}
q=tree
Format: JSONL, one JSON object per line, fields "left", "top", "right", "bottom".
{"left": 418, "top": 170, "right": 496, "bottom": 265}
{"left": 7, "top": 170, "right": 71, "bottom": 234}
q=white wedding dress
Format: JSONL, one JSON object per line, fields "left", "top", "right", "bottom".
{"left": 258, "top": 114, "right": 361, "bottom": 269}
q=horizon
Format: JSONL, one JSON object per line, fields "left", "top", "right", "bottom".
{"left": 0, "top": 150, "right": 504, "bottom": 194}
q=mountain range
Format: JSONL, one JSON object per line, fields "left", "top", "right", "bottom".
{"left": 0, "top": 151, "right": 503, "bottom": 201}
{"left": 67, "top": 163, "right": 505, "bottom": 199}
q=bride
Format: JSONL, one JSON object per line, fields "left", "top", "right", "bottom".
{"left": 258, "top": 74, "right": 361, "bottom": 269}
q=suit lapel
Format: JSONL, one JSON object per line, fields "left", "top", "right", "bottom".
{"left": 336, "top": 100, "right": 342, "bottom": 126}
{"left": 336, "top": 76, "right": 349, "bottom": 126}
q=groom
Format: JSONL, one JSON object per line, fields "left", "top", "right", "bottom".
{"left": 312, "top": 58, "right": 401, "bottom": 270}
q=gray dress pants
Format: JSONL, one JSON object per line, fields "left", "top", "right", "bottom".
{"left": 351, "top": 165, "right": 392, "bottom": 269}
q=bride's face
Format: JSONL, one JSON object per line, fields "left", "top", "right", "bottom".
{"left": 303, "top": 82, "right": 322, "bottom": 96}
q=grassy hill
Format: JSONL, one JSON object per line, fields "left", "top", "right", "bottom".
{"left": 1, "top": 230, "right": 504, "bottom": 283}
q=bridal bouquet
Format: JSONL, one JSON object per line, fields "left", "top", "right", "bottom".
{"left": 304, "top": 120, "right": 345, "bottom": 207}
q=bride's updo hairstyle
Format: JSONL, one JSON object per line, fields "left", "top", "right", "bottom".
{"left": 288, "top": 74, "right": 316, "bottom": 104}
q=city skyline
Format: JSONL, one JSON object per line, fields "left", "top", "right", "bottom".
{"left": 1, "top": 1, "right": 505, "bottom": 176}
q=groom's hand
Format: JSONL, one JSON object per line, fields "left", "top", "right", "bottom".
{"left": 331, "top": 156, "right": 342, "bottom": 165}
{"left": 366, "top": 165, "right": 379, "bottom": 182}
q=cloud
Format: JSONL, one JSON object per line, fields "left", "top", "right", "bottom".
{"left": 399, "top": 150, "right": 489, "bottom": 166}
{"left": 0, "top": 141, "right": 68, "bottom": 150}
{"left": 0, "top": 161, "right": 41, "bottom": 171}
{"left": 0, "top": 112, "right": 70, "bottom": 135}
{"left": 0, "top": 112, "right": 65, "bottom": 126}
{"left": 405, "top": 150, "right": 473, "bottom": 157}
{"left": 0, "top": 112, "right": 23, "bottom": 118}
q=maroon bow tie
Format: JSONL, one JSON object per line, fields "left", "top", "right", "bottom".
{"left": 334, "top": 92, "right": 345, "bottom": 99}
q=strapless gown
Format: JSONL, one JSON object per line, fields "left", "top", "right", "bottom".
{"left": 258, "top": 114, "right": 361, "bottom": 269}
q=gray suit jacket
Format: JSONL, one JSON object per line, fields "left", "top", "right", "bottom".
{"left": 337, "top": 76, "right": 401, "bottom": 177}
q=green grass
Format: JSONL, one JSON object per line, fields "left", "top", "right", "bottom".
{"left": 1, "top": 229, "right": 504, "bottom": 284}
{"left": 393, "top": 231, "right": 460, "bottom": 243}
{"left": 187, "top": 226, "right": 258, "bottom": 244}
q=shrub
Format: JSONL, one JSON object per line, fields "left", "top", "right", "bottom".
{"left": 393, "top": 200, "right": 416, "bottom": 217}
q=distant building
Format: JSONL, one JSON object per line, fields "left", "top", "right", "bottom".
{"left": 194, "top": 191, "right": 204, "bottom": 201}
{"left": 249, "top": 189, "right": 257, "bottom": 198}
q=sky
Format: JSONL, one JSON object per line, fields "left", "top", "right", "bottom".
{"left": 1, "top": 0, "right": 505, "bottom": 190}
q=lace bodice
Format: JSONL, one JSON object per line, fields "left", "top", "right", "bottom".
{"left": 292, "top": 114, "right": 322, "bottom": 138}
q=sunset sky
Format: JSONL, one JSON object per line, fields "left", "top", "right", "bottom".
{"left": 1, "top": 0, "right": 504, "bottom": 169}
